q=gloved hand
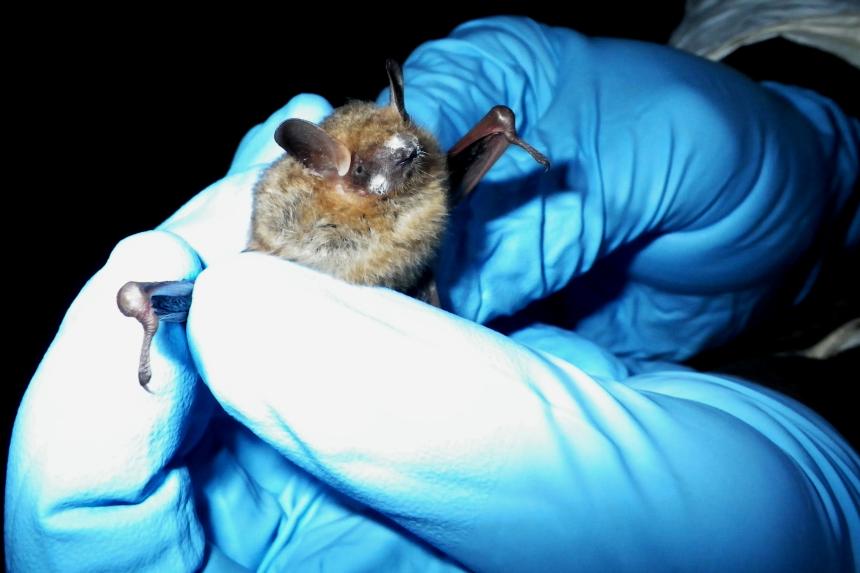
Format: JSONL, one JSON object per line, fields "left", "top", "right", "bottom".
{"left": 4, "top": 230, "right": 212, "bottom": 571}
{"left": 391, "top": 17, "right": 860, "bottom": 364}
{"left": 7, "top": 15, "right": 860, "bottom": 573}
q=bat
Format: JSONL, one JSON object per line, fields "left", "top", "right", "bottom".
{"left": 118, "top": 59, "right": 549, "bottom": 389}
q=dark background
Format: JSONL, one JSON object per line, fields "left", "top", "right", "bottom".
{"left": 5, "top": 3, "right": 858, "bottom": 543}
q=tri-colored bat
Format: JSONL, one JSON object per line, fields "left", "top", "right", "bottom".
{"left": 118, "top": 59, "right": 549, "bottom": 389}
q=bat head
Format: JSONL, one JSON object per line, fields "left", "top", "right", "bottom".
{"left": 252, "top": 59, "right": 548, "bottom": 292}
{"left": 274, "top": 60, "right": 445, "bottom": 200}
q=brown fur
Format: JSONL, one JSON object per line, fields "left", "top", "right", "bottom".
{"left": 248, "top": 102, "right": 449, "bottom": 292}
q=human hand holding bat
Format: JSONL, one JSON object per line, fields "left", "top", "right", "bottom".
{"left": 119, "top": 59, "right": 548, "bottom": 388}
{"left": 9, "top": 16, "right": 859, "bottom": 573}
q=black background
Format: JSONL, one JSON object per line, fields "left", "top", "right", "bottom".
{"left": 5, "top": 3, "right": 858, "bottom": 545}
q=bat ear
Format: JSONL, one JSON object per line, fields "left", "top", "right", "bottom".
{"left": 385, "top": 59, "right": 409, "bottom": 122}
{"left": 275, "top": 119, "right": 352, "bottom": 177}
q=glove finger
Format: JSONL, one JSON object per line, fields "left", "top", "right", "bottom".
{"left": 187, "top": 252, "right": 850, "bottom": 571}
{"left": 6, "top": 230, "right": 213, "bottom": 571}
{"left": 186, "top": 253, "right": 559, "bottom": 565}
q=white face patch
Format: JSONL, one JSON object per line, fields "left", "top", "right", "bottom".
{"left": 384, "top": 134, "right": 408, "bottom": 151}
{"left": 369, "top": 173, "right": 388, "bottom": 195}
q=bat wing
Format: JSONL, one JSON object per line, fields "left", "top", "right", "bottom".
{"left": 148, "top": 280, "right": 195, "bottom": 322}
{"left": 446, "top": 105, "right": 549, "bottom": 206}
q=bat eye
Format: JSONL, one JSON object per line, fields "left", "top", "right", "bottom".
{"left": 355, "top": 165, "right": 364, "bottom": 175}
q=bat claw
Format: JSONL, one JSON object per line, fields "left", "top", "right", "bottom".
{"left": 505, "top": 132, "right": 551, "bottom": 171}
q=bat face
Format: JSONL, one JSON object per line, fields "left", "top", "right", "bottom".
{"left": 248, "top": 73, "right": 450, "bottom": 292}
{"left": 321, "top": 102, "right": 443, "bottom": 199}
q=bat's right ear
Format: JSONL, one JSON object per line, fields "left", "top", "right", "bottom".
{"left": 275, "top": 119, "right": 351, "bottom": 177}
{"left": 385, "top": 59, "right": 408, "bottom": 122}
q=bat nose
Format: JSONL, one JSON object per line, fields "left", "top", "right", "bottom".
{"left": 381, "top": 133, "right": 421, "bottom": 169}
{"left": 394, "top": 136, "right": 420, "bottom": 166}
{"left": 397, "top": 144, "right": 419, "bottom": 165}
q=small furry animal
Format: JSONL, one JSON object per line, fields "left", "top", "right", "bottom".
{"left": 247, "top": 64, "right": 448, "bottom": 294}
{"left": 118, "top": 60, "right": 548, "bottom": 388}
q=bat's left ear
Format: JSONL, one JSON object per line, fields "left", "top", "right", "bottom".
{"left": 386, "top": 59, "right": 409, "bottom": 122}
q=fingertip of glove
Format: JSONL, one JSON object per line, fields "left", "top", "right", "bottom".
{"left": 108, "top": 231, "right": 203, "bottom": 281}
{"left": 278, "top": 94, "right": 334, "bottom": 125}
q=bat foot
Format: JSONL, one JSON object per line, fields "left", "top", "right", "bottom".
{"left": 117, "top": 280, "right": 195, "bottom": 390}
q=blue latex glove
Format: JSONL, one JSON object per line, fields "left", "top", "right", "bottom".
{"left": 390, "top": 17, "right": 860, "bottom": 364}
{"left": 4, "top": 231, "right": 213, "bottom": 571}
{"left": 7, "top": 15, "right": 860, "bottom": 573}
